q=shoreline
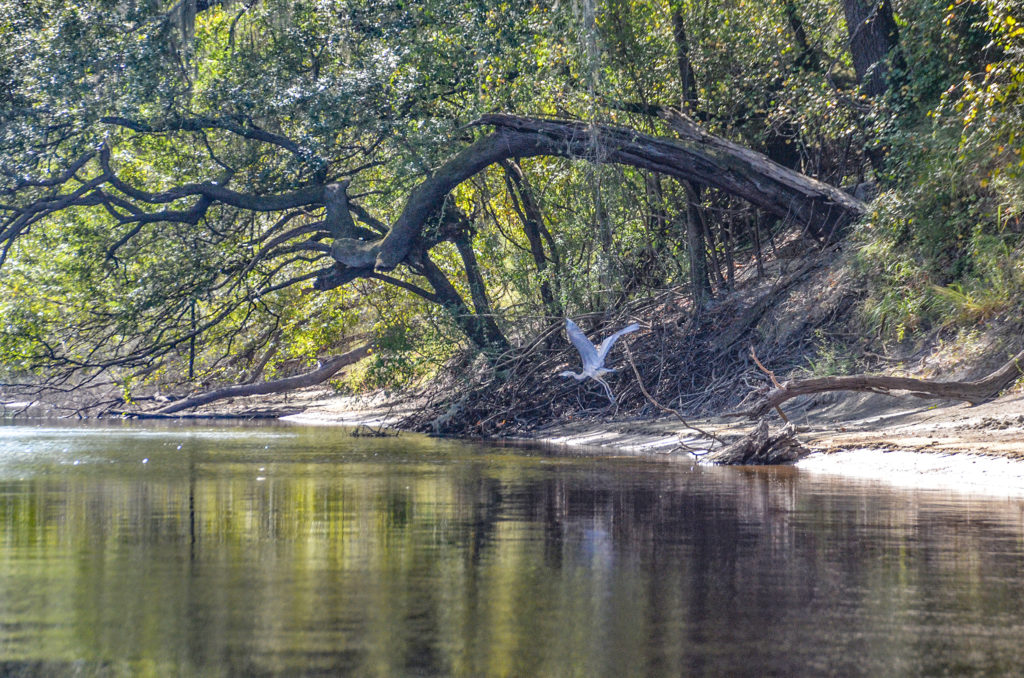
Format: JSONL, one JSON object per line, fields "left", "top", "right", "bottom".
{"left": 8, "top": 386, "right": 1023, "bottom": 496}
{"left": 281, "top": 389, "right": 1024, "bottom": 496}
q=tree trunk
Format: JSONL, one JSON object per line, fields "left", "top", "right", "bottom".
{"left": 245, "top": 331, "right": 280, "bottom": 384}
{"left": 453, "top": 232, "right": 509, "bottom": 351}
{"left": 669, "top": 4, "right": 712, "bottom": 309}
{"left": 501, "top": 160, "right": 563, "bottom": 319}
{"left": 702, "top": 207, "right": 726, "bottom": 291}
{"left": 784, "top": 1, "right": 823, "bottom": 71}
{"left": 842, "top": 0, "right": 904, "bottom": 98}
{"left": 751, "top": 213, "right": 766, "bottom": 278}
{"left": 670, "top": 2, "right": 699, "bottom": 113}
{"left": 419, "top": 253, "right": 510, "bottom": 354}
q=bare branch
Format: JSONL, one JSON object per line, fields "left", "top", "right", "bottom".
{"left": 0, "top": 150, "right": 97, "bottom": 196}
{"left": 147, "top": 343, "right": 372, "bottom": 415}
{"left": 738, "top": 349, "right": 1024, "bottom": 418}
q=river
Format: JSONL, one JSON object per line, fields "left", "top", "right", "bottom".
{"left": 1, "top": 421, "right": 1023, "bottom": 676}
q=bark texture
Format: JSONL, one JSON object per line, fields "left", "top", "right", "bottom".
{"left": 368, "top": 115, "right": 867, "bottom": 271}
{"left": 668, "top": 10, "right": 712, "bottom": 306}
{"left": 501, "top": 160, "right": 563, "bottom": 319}
{"left": 743, "top": 349, "right": 1024, "bottom": 418}
{"left": 842, "top": 0, "right": 904, "bottom": 97}
{"left": 153, "top": 344, "right": 371, "bottom": 415}
{"left": 703, "top": 421, "right": 809, "bottom": 465}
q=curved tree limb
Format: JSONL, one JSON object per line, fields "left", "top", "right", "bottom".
{"left": 99, "top": 145, "right": 323, "bottom": 211}
{"left": 100, "top": 114, "right": 310, "bottom": 158}
{"left": 0, "top": 149, "right": 96, "bottom": 196}
{"left": 151, "top": 343, "right": 372, "bottom": 415}
{"left": 739, "top": 348, "right": 1024, "bottom": 418}
{"left": 373, "top": 114, "right": 867, "bottom": 270}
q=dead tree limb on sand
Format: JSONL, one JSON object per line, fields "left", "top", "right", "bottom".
{"left": 739, "top": 348, "right": 1024, "bottom": 419}
{"left": 623, "top": 346, "right": 725, "bottom": 450}
{"left": 142, "top": 343, "right": 372, "bottom": 416}
{"left": 703, "top": 421, "right": 808, "bottom": 465}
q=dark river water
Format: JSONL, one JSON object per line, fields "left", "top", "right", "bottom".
{"left": 2, "top": 421, "right": 1024, "bottom": 676}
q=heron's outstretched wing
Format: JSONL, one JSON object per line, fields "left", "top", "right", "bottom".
{"left": 565, "top": 318, "right": 599, "bottom": 370}
{"left": 596, "top": 323, "right": 639, "bottom": 363}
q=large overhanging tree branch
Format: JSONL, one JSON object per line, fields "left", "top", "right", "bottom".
{"left": 5, "top": 112, "right": 867, "bottom": 278}
{"left": 362, "top": 113, "right": 867, "bottom": 272}
{"left": 2, "top": 109, "right": 867, "bottom": 379}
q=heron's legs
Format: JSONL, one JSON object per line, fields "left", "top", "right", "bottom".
{"left": 594, "top": 376, "right": 615, "bottom": 404}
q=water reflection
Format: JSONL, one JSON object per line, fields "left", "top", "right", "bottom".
{"left": 1, "top": 422, "right": 1024, "bottom": 676}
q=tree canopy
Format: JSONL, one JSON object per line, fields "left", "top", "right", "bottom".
{"left": 1, "top": 0, "right": 1021, "bottom": 411}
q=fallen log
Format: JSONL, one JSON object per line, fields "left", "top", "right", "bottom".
{"left": 151, "top": 343, "right": 371, "bottom": 415}
{"left": 740, "top": 348, "right": 1024, "bottom": 419}
{"left": 125, "top": 411, "right": 294, "bottom": 420}
{"left": 703, "top": 420, "right": 808, "bottom": 465}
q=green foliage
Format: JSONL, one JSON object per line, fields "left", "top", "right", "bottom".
{"left": 853, "top": 0, "right": 1024, "bottom": 340}
{"left": 854, "top": 151, "right": 1023, "bottom": 340}
{"left": 349, "top": 324, "right": 423, "bottom": 391}
{"left": 3, "top": 0, "right": 1022, "bottom": 397}
{"left": 341, "top": 314, "right": 450, "bottom": 392}
{"left": 805, "top": 329, "right": 857, "bottom": 377}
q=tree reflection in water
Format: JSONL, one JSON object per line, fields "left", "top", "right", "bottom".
{"left": 1, "top": 422, "right": 1023, "bottom": 676}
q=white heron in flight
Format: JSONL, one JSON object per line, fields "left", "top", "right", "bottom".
{"left": 559, "top": 318, "right": 640, "bottom": 403}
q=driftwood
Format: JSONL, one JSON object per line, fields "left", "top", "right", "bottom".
{"left": 150, "top": 343, "right": 371, "bottom": 415}
{"left": 703, "top": 421, "right": 808, "bottom": 465}
{"left": 741, "top": 348, "right": 1024, "bottom": 419}
{"left": 125, "top": 411, "right": 291, "bottom": 420}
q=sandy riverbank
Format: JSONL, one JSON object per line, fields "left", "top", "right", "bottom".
{"left": 278, "top": 388, "right": 1024, "bottom": 496}
{"left": 10, "top": 383, "right": 1015, "bottom": 495}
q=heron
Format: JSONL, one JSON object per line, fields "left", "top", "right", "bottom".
{"left": 559, "top": 318, "right": 640, "bottom": 403}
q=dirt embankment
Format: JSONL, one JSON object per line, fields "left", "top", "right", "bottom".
{"left": 8, "top": 367, "right": 1022, "bottom": 493}
{"left": 84, "top": 377, "right": 1018, "bottom": 460}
